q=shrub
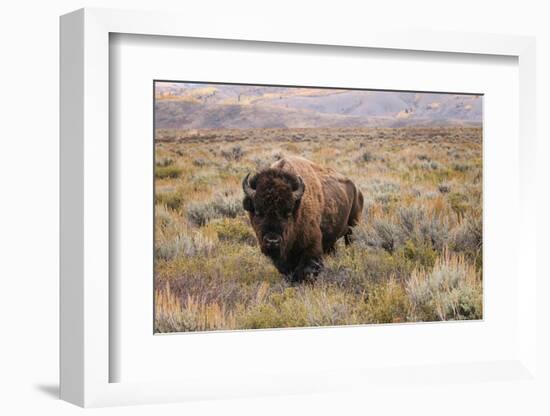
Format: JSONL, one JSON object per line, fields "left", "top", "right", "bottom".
{"left": 252, "top": 156, "right": 270, "bottom": 170}
{"left": 371, "top": 219, "right": 404, "bottom": 253}
{"left": 192, "top": 158, "right": 208, "bottom": 167}
{"left": 213, "top": 193, "right": 243, "bottom": 218}
{"left": 238, "top": 285, "right": 360, "bottom": 329}
{"left": 369, "top": 180, "right": 400, "bottom": 195}
{"left": 418, "top": 216, "right": 449, "bottom": 252}
{"left": 398, "top": 206, "right": 425, "bottom": 237}
{"left": 186, "top": 193, "right": 244, "bottom": 226}
{"left": 367, "top": 180, "right": 400, "bottom": 205}
{"left": 156, "top": 191, "right": 183, "bottom": 210}
{"left": 364, "top": 279, "right": 409, "bottom": 323}
{"left": 362, "top": 206, "right": 451, "bottom": 258}
{"left": 155, "top": 231, "right": 216, "bottom": 261}
{"left": 438, "top": 182, "right": 451, "bottom": 194}
{"left": 271, "top": 150, "right": 284, "bottom": 161}
{"left": 155, "top": 204, "right": 176, "bottom": 230}
{"left": 448, "top": 192, "right": 469, "bottom": 219}
{"left": 402, "top": 240, "right": 437, "bottom": 268}
{"left": 160, "top": 243, "right": 279, "bottom": 288}
{"left": 450, "top": 215, "right": 482, "bottom": 269}
{"left": 406, "top": 251, "right": 482, "bottom": 321}
{"left": 155, "top": 165, "right": 182, "bottom": 179}
{"left": 239, "top": 298, "right": 306, "bottom": 329}
{"left": 453, "top": 163, "right": 470, "bottom": 172}
{"left": 362, "top": 151, "right": 375, "bottom": 163}
{"left": 418, "top": 161, "right": 432, "bottom": 170}
{"left": 346, "top": 220, "right": 369, "bottom": 249}
{"left": 430, "top": 161, "right": 440, "bottom": 170}
{"left": 156, "top": 158, "right": 174, "bottom": 167}
{"left": 207, "top": 218, "right": 256, "bottom": 245}
{"left": 186, "top": 201, "right": 219, "bottom": 226}
{"left": 363, "top": 250, "right": 415, "bottom": 283}
{"left": 221, "top": 145, "right": 244, "bottom": 161}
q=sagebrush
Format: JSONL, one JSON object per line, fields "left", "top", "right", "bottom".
{"left": 154, "top": 127, "right": 483, "bottom": 332}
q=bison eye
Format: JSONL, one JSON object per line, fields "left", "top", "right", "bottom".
{"left": 254, "top": 209, "right": 264, "bottom": 217}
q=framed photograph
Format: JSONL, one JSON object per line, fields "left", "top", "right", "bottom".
{"left": 152, "top": 81, "right": 484, "bottom": 334}
{"left": 60, "top": 8, "right": 538, "bottom": 408}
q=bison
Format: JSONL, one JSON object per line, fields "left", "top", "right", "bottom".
{"left": 242, "top": 155, "right": 364, "bottom": 283}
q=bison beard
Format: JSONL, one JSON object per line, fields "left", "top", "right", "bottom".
{"left": 242, "top": 155, "right": 364, "bottom": 283}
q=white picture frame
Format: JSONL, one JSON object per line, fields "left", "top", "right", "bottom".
{"left": 60, "top": 7, "right": 538, "bottom": 408}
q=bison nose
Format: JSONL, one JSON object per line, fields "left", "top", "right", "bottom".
{"left": 263, "top": 233, "right": 282, "bottom": 247}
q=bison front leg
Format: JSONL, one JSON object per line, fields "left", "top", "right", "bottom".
{"left": 344, "top": 227, "right": 353, "bottom": 246}
{"left": 290, "top": 256, "right": 324, "bottom": 284}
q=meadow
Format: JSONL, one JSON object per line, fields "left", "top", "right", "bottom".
{"left": 154, "top": 127, "right": 483, "bottom": 332}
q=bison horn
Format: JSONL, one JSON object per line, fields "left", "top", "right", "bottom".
{"left": 242, "top": 173, "right": 256, "bottom": 198}
{"left": 293, "top": 176, "right": 305, "bottom": 201}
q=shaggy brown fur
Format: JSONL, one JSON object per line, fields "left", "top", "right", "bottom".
{"left": 242, "top": 155, "right": 364, "bottom": 283}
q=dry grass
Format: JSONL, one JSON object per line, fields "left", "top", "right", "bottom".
{"left": 407, "top": 250, "right": 482, "bottom": 321}
{"left": 154, "top": 127, "right": 483, "bottom": 332}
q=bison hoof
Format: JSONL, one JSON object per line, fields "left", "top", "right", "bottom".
{"left": 289, "top": 258, "right": 323, "bottom": 284}
{"left": 303, "top": 262, "right": 322, "bottom": 277}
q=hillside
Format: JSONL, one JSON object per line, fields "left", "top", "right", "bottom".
{"left": 155, "top": 82, "right": 482, "bottom": 129}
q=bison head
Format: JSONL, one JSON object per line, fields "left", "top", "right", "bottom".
{"left": 242, "top": 169, "right": 305, "bottom": 259}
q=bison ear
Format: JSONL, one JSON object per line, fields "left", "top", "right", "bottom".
{"left": 243, "top": 196, "right": 254, "bottom": 212}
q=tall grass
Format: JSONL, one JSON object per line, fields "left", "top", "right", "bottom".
{"left": 407, "top": 250, "right": 482, "bottom": 321}
{"left": 154, "top": 126, "right": 483, "bottom": 332}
